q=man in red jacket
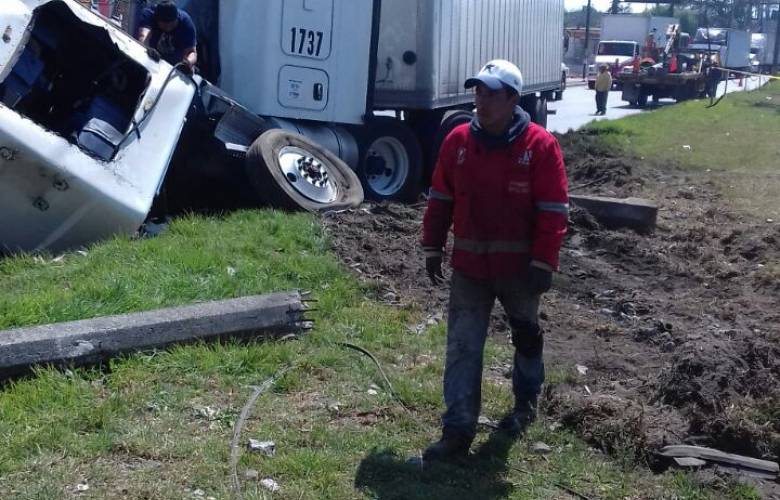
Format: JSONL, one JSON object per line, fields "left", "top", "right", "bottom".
{"left": 421, "top": 59, "right": 568, "bottom": 462}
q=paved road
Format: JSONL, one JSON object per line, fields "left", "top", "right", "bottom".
{"left": 547, "top": 76, "right": 767, "bottom": 134}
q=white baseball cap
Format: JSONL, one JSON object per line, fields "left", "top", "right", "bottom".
{"left": 465, "top": 59, "right": 524, "bottom": 95}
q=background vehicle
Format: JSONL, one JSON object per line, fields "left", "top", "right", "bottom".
{"left": 749, "top": 25, "right": 778, "bottom": 73}
{"left": 588, "top": 14, "right": 678, "bottom": 89}
{"left": 688, "top": 28, "right": 751, "bottom": 70}
{"left": 616, "top": 26, "right": 710, "bottom": 108}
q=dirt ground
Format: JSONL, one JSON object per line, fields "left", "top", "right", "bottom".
{"left": 321, "top": 129, "right": 780, "bottom": 495}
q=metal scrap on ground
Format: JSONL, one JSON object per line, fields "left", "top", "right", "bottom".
{"left": 660, "top": 445, "right": 779, "bottom": 480}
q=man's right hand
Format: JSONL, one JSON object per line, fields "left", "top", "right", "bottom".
{"left": 147, "top": 48, "right": 162, "bottom": 62}
{"left": 426, "top": 256, "right": 444, "bottom": 285}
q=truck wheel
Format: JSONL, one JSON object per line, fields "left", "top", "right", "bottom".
{"left": 431, "top": 110, "right": 473, "bottom": 173}
{"left": 587, "top": 81, "right": 595, "bottom": 90}
{"left": 356, "top": 117, "right": 423, "bottom": 202}
{"left": 637, "top": 91, "right": 648, "bottom": 108}
{"left": 245, "top": 129, "right": 364, "bottom": 212}
{"left": 406, "top": 109, "right": 446, "bottom": 182}
{"left": 520, "top": 94, "right": 538, "bottom": 123}
{"left": 554, "top": 72, "right": 566, "bottom": 100}
{"left": 534, "top": 97, "right": 548, "bottom": 128}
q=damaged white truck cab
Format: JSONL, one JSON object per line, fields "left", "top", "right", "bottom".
{"left": 0, "top": 0, "right": 196, "bottom": 253}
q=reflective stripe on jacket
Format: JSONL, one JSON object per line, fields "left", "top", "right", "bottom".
{"left": 422, "top": 122, "right": 568, "bottom": 279}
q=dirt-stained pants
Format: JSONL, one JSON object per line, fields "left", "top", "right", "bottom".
{"left": 441, "top": 271, "right": 544, "bottom": 439}
{"left": 595, "top": 90, "right": 608, "bottom": 113}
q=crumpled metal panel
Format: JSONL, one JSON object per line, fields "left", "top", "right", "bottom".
{"left": 0, "top": 0, "right": 197, "bottom": 254}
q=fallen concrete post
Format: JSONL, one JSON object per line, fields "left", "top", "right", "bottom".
{"left": 0, "top": 292, "right": 310, "bottom": 379}
{"left": 569, "top": 195, "right": 658, "bottom": 232}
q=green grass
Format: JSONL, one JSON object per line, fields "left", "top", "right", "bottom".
{"left": 0, "top": 211, "right": 762, "bottom": 498}
{"left": 588, "top": 80, "right": 780, "bottom": 218}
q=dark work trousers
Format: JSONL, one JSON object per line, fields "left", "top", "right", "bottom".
{"left": 441, "top": 271, "right": 544, "bottom": 439}
{"left": 595, "top": 90, "right": 608, "bottom": 113}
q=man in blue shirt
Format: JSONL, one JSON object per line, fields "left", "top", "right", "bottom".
{"left": 136, "top": 1, "right": 197, "bottom": 73}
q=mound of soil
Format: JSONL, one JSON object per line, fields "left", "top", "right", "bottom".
{"left": 322, "top": 130, "right": 780, "bottom": 488}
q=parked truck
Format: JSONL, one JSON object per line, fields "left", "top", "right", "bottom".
{"left": 688, "top": 28, "right": 751, "bottom": 70}
{"left": 1, "top": 0, "right": 566, "bottom": 254}
{"left": 750, "top": 24, "right": 778, "bottom": 73}
{"left": 615, "top": 26, "right": 712, "bottom": 108}
{"left": 588, "top": 14, "right": 678, "bottom": 89}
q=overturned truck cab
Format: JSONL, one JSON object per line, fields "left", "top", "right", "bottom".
{"left": 0, "top": 0, "right": 196, "bottom": 254}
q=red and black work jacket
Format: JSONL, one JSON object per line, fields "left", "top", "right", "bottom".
{"left": 422, "top": 119, "right": 568, "bottom": 279}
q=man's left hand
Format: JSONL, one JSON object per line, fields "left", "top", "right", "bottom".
{"left": 179, "top": 61, "right": 194, "bottom": 75}
{"left": 527, "top": 263, "right": 553, "bottom": 295}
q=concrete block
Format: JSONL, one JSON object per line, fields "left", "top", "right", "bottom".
{"left": 569, "top": 195, "right": 658, "bottom": 232}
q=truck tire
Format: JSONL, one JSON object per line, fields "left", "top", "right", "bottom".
{"left": 245, "top": 129, "right": 364, "bottom": 212}
{"left": 355, "top": 117, "right": 423, "bottom": 202}
{"left": 430, "top": 110, "right": 473, "bottom": 174}
{"left": 534, "top": 97, "right": 548, "bottom": 128}
{"left": 406, "top": 109, "right": 446, "bottom": 181}
{"left": 554, "top": 72, "right": 566, "bottom": 100}
{"left": 519, "top": 94, "right": 538, "bottom": 123}
{"left": 637, "top": 90, "right": 648, "bottom": 108}
{"left": 587, "top": 81, "right": 595, "bottom": 90}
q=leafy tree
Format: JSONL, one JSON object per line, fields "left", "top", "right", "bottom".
{"left": 565, "top": 5, "right": 602, "bottom": 28}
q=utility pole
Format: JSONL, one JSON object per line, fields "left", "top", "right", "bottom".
{"left": 582, "top": 0, "right": 592, "bottom": 79}
{"left": 773, "top": 13, "right": 780, "bottom": 74}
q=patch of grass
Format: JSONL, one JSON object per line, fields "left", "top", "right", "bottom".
{"left": 0, "top": 209, "right": 761, "bottom": 499}
{"left": 587, "top": 80, "right": 780, "bottom": 218}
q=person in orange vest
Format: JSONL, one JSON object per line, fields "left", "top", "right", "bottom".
{"left": 421, "top": 59, "right": 568, "bottom": 462}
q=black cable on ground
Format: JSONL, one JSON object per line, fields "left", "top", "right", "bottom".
{"left": 337, "top": 341, "right": 412, "bottom": 413}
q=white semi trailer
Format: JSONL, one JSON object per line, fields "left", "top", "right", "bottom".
{"left": 215, "top": 0, "right": 565, "bottom": 200}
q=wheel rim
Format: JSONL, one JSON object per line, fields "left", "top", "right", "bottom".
{"left": 365, "top": 136, "right": 409, "bottom": 196}
{"left": 277, "top": 146, "right": 339, "bottom": 203}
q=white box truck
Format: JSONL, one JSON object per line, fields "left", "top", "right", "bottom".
{"left": 216, "top": 0, "right": 565, "bottom": 200}
{"left": 689, "top": 28, "right": 751, "bottom": 70}
{"left": 588, "top": 14, "right": 677, "bottom": 88}
{"left": 751, "top": 25, "right": 778, "bottom": 72}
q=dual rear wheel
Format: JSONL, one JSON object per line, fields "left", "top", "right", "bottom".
{"left": 245, "top": 96, "right": 548, "bottom": 206}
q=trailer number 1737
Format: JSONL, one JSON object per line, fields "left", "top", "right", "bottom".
{"left": 289, "top": 27, "right": 324, "bottom": 57}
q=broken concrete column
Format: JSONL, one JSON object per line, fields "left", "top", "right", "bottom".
{"left": 0, "top": 292, "right": 310, "bottom": 379}
{"left": 569, "top": 195, "right": 658, "bottom": 232}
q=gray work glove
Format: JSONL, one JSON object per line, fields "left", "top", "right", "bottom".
{"left": 426, "top": 255, "right": 444, "bottom": 286}
{"left": 527, "top": 265, "right": 553, "bottom": 295}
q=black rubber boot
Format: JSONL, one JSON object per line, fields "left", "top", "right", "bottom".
{"left": 422, "top": 429, "right": 472, "bottom": 463}
{"left": 497, "top": 399, "right": 537, "bottom": 436}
